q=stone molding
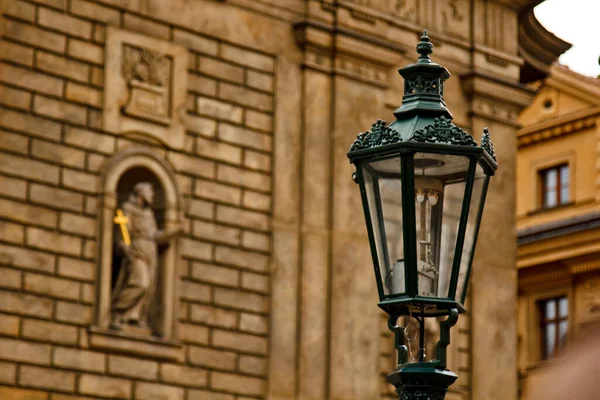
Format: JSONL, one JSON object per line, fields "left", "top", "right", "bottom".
{"left": 104, "top": 27, "right": 189, "bottom": 149}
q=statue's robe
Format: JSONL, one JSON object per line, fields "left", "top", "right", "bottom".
{"left": 111, "top": 200, "right": 159, "bottom": 326}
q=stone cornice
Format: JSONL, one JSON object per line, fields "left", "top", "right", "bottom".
{"left": 517, "top": 106, "right": 600, "bottom": 147}
{"left": 519, "top": 267, "right": 570, "bottom": 287}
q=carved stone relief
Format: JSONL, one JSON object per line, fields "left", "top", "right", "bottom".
{"left": 104, "top": 28, "right": 188, "bottom": 149}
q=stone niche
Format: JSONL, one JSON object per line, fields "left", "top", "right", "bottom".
{"left": 89, "top": 148, "right": 184, "bottom": 361}
{"left": 104, "top": 27, "right": 188, "bottom": 149}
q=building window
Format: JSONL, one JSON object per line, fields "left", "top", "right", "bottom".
{"left": 539, "top": 296, "right": 568, "bottom": 360}
{"left": 540, "top": 164, "right": 569, "bottom": 208}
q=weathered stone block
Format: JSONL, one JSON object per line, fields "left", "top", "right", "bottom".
{"left": 6, "top": 1, "right": 35, "bottom": 22}
{"left": 1, "top": 108, "right": 61, "bottom": 141}
{"left": 1, "top": 63, "right": 63, "bottom": 97}
{"left": 62, "top": 168, "right": 98, "bottom": 194}
{"left": 240, "top": 313, "right": 268, "bottom": 334}
{"left": 66, "top": 82, "right": 102, "bottom": 107}
{"left": 0, "top": 152, "right": 58, "bottom": 183}
{"left": 24, "top": 272, "right": 80, "bottom": 300}
{"left": 0, "top": 387, "right": 47, "bottom": 400}
{"left": 27, "top": 227, "right": 82, "bottom": 257}
{"left": 243, "top": 190, "right": 271, "bottom": 212}
{"left": 30, "top": 0, "right": 67, "bottom": 9}
{"left": 168, "top": 152, "right": 215, "bottom": 179}
{"left": 241, "top": 271, "right": 269, "bottom": 293}
{"left": 4, "top": 20, "right": 66, "bottom": 53}
{"left": 219, "top": 83, "right": 273, "bottom": 112}
{"left": 22, "top": 318, "right": 78, "bottom": 345}
{"left": 187, "top": 198, "right": 214, "bottom": 219}
{"left": 217, "top": 164, "right": 271, "bottom": 192}
{"left": 30, "top": 183, "right": 84, "bottom": 212}
{"left": 108, "top": 355, "right": 158, "bottom": 380}
{"left": 173, "top": 29, "right": 218, "bottom": 56}
{"left": 189, "top": 304, "right": 237, "bottom": 328}
{"left": 0, "top": 265, "right": 21, "bottom": 289}
{"left": 188, "top": 346, "right": 236, "bottom": 370}
{"left": 195, "top": 137, "right": 243, "bottom": 165}
{"left": 64, "top": 127, "right": 115, "bottom": 154}
{"left": 190, "top": 262, "right": 239, "bottom": 287}
{"left": 38, "top": 7, "right": 92, "bottom": 39}
{"left": 219, "top": 123, "right": 272, "bottom": 152}
{"left": 3, "top": 41, "right": 34, "bottom": 66}
{"left": 20, "top": 365, "right": 76, "bottom": 392}
{"left": 0, "top": 130, "right": 27, "bottom": 155}
{"left": 211, "top": 371, "right": 265, "bottom": 396}
{"left": 79, "top": 374, "right": 131, "bottom": 399}
{"left": 239, "top": 355, "right": 267, "bottom": 375}
{"left": 180, "top": 237, "right": 213, "bottom": 261}
{"left": 186, "top": 114, "right": 217, "bottom": 137}
{"left": 213, "top": 287, "right": 268, "bottom": 313}
{"left": 197, "top": 97, "right": 243, "bottom": 123}
{"left": 241, "top": 231, "right": 270, "bottom": 252}
{"left": 188, "top": 390, "right": 234, "bottom": 400}
{"left": 180, "top": 280, "right": 211, "bottom": 303}
{"left": 0, "top": 338, "right": 51, "bottom": 365}
{"left": 179, "top": 323, "right": 209, "bottom": 345}
{"left": 215, "top": 246, "right": 269, "bottom": 272}
{"left": 199, "top": 57, "right": 244, "bottom": 84}
{"left": 195, "top": 180, "right": 241, "bottom": 205}
{"left": 34, "top": 95, "right": 87, "bottom": 125}
{"left": 54, "top": 347, "right": 105, "bottom": 373}
{"left": 135, "top": 382, "right": 184, "bottom": 400}
{"left": 55, "top": 301, "right": 93, "bottom": 325}
{"left": 124, "top": 13, "right": 170, "bottom": 40}
{"left": 221, "top": 44, "right": 274, "bottom": 72}
{"left": 0, "top": 291, "right": 53, "bottom": 318}
{"left": 0, "top": 361, "right": 16, "bottom": 384}
{"left": 216, "top": 205, "right": 269, "bottom": 232}
{"left": 160, "top": 363, "right": 208, "bottom": 388}
{"left": 70, "top": 0, "right": 121, "bottom": 25}
{"left": 31, "top": 139, "right": 86, "bottom": 169}
{"left": 247, "top": 70, "right": 274, "bottom": 92}
{"left": 0, "top": 197, "right": 57, "bottom": 229}
{"left": 0, "top": 314, "right": 19, "bottom": 336}
{"left": 0, "top": 175, "right": 27, "bottom": 200}
{"left": 192, "top": 221, "right": 240, "bottom": 246}
{"left": 58, "top": 256, "right": 95, "bottom": 281}
{"left": 0, "top": 86, "right": 31, "bottom": 111}
{"left": 36, "top": 51, "right": 90, "bottom": 83}
{"left": 59, "top": 212, "right": 96, "bottom": 238}
{"left": 244, "top": 150, "right": 271, "bottom": 172}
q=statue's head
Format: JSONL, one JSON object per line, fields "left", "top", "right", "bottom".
{"left": 133, "top": 182, "right": 154, "bottom": 206}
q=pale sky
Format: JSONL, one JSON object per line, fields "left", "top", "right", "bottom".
{"left": 534, "top": 0, "right": 600, "bottom": 77}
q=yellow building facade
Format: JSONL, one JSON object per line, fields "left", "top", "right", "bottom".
{"left": 517, "top": 64, "right": 600, "bottom": 398}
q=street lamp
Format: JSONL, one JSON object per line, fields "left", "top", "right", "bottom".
{"left": 347, "top": 30, "right": 497, "bottom": 399}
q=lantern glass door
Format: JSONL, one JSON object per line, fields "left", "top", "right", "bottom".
{"left": 362, "top": 156, "right": 405, "bottom": 297}
{"left": 456, "top": 164, "right": 488, "bottom": 303}
{"left": 413, "top": 152, "right": 471, "bottom": 298}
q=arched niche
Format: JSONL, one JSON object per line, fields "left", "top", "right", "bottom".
{"left": 96, "top": 147, "right": 182, "bottom": 341}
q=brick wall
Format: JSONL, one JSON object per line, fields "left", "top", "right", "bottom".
{"left": 0, "top": 0, "right": 274, "bottom": 399}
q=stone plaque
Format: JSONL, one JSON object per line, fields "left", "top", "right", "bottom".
{"left": 104, "top": 27, "right": 188, "bottom": 149}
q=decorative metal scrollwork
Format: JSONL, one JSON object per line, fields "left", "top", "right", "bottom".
{"left": 410, "top": 116, "right": 477, "bottom": 146}
{"left": 349, "top": 119, "right": 403, "bottom": 152}
{"left": 481, "top": 127, "right": 496, "bottom": 161}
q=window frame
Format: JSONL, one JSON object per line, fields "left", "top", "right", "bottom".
{"left": 538, "top": 296, "right": 569, "bottom": 361}
{"left": 538, "top": 163, "right": 570, "bottom": 209}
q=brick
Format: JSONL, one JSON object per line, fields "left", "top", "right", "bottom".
{"left": 179, "top": 323, "right": 209, "bottom": 345}
{"left": 2, "top": 41, "right": 34, "bottom": 66}
{"left": 195, "top": 136, "right": 242, "bottom": 165}
{"left": 191, "top": 262, "right": 239, "bottom": 287}
{"left": 242, "top": 231, "right": 270, "bottom": 252}
{"left": 188, "top": 346, "right": 236, "bottom": 370}
{"left": 180, "top": 237, "right": 212, "bottom": 261}
{"left": 36, "top": 51, "right": 89, "bottom": 83}
{"left": 1, "top": 64, "right": 64, "bottom": 97}
{"left": 108, "top": 355, "right": 158, "bottom": 380}
{"left": 0, "top": 130, "right": 28, "bottom": 154}
{"left": 168, "top": 152, "right": 214, "bottom": 179}
{"left": 32, "top": 139, "right": 86, "bottom": 168}
{"left": 68, "top": 39, "right": 104, "bottom": 65}
{"left": 244, "top": 150, "right": 271, "bottom": 172}
{"left": 219, "top": 123, "right": 271, "bottom": 152}
{"left": 195, "top": 180, "right": 241, "bottom": 205}
{"left": 4, "top": 20, "right": 66, "bottom": 53}
{"left": 0, "top": 291, "right": 53, "bottom": 319}
{"left": 66, "top": 82, "right": 102, "bottom": 107}
{"left": 0, "top": 314, "right": 20, "bottom": 336}
{"left": 213, "top": 329, "right": 267, "bottom": 355}
{"left": 0, "top": 337, "right": 51, "bottom": 364}
{"left": 64, "top": 127, "right": 115, "bottom": 154}
{"left": 79, "top": 374, "right": 131, "bottom": 399}
{"left": 20, "top": 365, "right": 75, "bottom": 392}
{"left": 213, "top": 287, "right": 267, "bottom": 313}
{"left": 0, "top": 151, "right": 58, "bottom": 183}
{"left": 57, "top": 257, "right": 94, "bottom": 281}
{"left": 0, "top": 86, "right": 32, "bottom": 110}
{"left": 25, "top": 272, "right": 80, "bottom": 300}
{"left": 135, "top": 382, "right": 184, "bottom": 400}
{"left": 192, "top": 221, "right": 240, "bottom": 246}
{"left": 39, "top": 7, "right": 92, "bottom": 39}
{"left": 215, "top": 246, "right": 268, "bottom": 272}
{"left": 247, "top": 70, "right": 274, "bottom": 92}
{"left": 0, "top": 197, "right": 57, "bottom": 228}
{"left": 34, "top": 95, "right": 87, "bottom": 125}
{"left": 188, "top": 74, "right": 217, "bottom": 96}
{"left": 0, "top": 387, "right": 47, "bottom": 400}
{"left": 54, "top": 347, "right": 105, "bottom": 373}
{"left": 0, "top": 242, "right": 55, "bottom": 273}
{"left": 55, "top": 301, "right": 93, "bottom": 325}
{"left": 240, "top": 313, "right": 268, "bottom": 334}
{"left": 180, "top": 280, "right": 211, "bottom": 302}
{"left": 217, "top": 164, "right": 271, "bottom": 192}
{"left": 216, "top": 205, "right": 269, "bottom": 231}
{"left": 62, "top": 168, "right": 99, "bottom": 194}
{"left": 245, "top": 110, "right": 273, "bottom": 132}
{"left": 173, "top": 29, "right": 218, "bottom": 55}
{"left": 188, "top": 390, "right": 234, "bottom": 400}
{"left": 29, "top": 0, "right": 67, "bottom": 9}
{"left": 189, "top": 304, "right": 236, "bottom": 328}
{"left": 59, "top": 212, "right": 96, "bottom": 238}
{"left": 0, "top": 175, "right": 27, "bottom": 199}
{"left": 186, "top": 114, "right": 217, "bottom": 137}
{"left": 220, "top": 83, "right": 272, "bottom": 112}
{"left": 239, "top": 355, "right": 267, "bottom": 375}
{"left": 0, "top": 361, "right": 16, "bottom": 384}
{"left": 70, "top": 0, "right": 121, "bottom": 25}
{"left": 0, "top": 265, "right": 21, "bottom": 288}
{"left": 211, "top": 371, "right": 265, "bottom": 396}
{"left": 22, "top": 319, "right": 78, "bottom": 345}
{"left": 1, "top": 108, "right": 61, "bottom": 141}
{"left": 199, "top": 57, "right": 244, "bottom": 83}
{"left": 221, "top": 44, "right": 274, "bottom": 72}
{"left": 6, "top": 0, "right": 35, "bottom": 21}
{"left": 188, "top": 198, "right": 214, "bottom": 219}
{"left": 123, "top": 13, "right": 170, "bottom": 39}
{"left": 160, "top": 363, "right": 208, "bottom": 388}
{"left": 30, "top": 183, "right": 84, "bottom": 212}
{"left": 243, "top": 190, "right": 271, "bottom": 212}
{"left": 241, "top": 271, "right": 269, "bottom": 293}
{"left": 87, "top": 153, "right": 106, "bottom": 172}
{"left": 197, "top": 97, "right": 242, "bottom": 123}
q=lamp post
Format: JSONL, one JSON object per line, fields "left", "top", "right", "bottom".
{"left": 347, "top": 30, "right": 497, "bottom": 399}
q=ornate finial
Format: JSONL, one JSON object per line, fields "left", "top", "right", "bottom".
{"left": 481, "top": 127, "right": 496, "bottom": 161}
{"left": 349, "top": 119, "right": 403, "bottom": 152}
{"left": 416, "top": 29, "right": 433, "bottom": 63}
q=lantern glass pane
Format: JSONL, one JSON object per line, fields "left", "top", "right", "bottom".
{"left": 456, "top": 164, "right": 487, "bottom": 301}
{"left": 363, "top": 156, "right": 405, "bottom": 297}
{"left": 413, "top": 152, "right": 470, "bottom": 298}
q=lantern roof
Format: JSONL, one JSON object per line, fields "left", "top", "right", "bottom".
{"left": 348, "top": 30, "right": 496, "bottom": 165}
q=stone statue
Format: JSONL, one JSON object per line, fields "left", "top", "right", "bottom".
{"left": 110, "top": 182, "right": 182, "bottom": 331}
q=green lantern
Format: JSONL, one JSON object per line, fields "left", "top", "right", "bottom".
{"left": 347, "top": 30, "right": 496, "bottom": 399}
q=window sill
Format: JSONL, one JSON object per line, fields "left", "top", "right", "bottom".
{"left": 88, "top": 326, "right": 184, "bottom": 361}
{"left": 526, "top": 201, "right": 576, "bottom": 217}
